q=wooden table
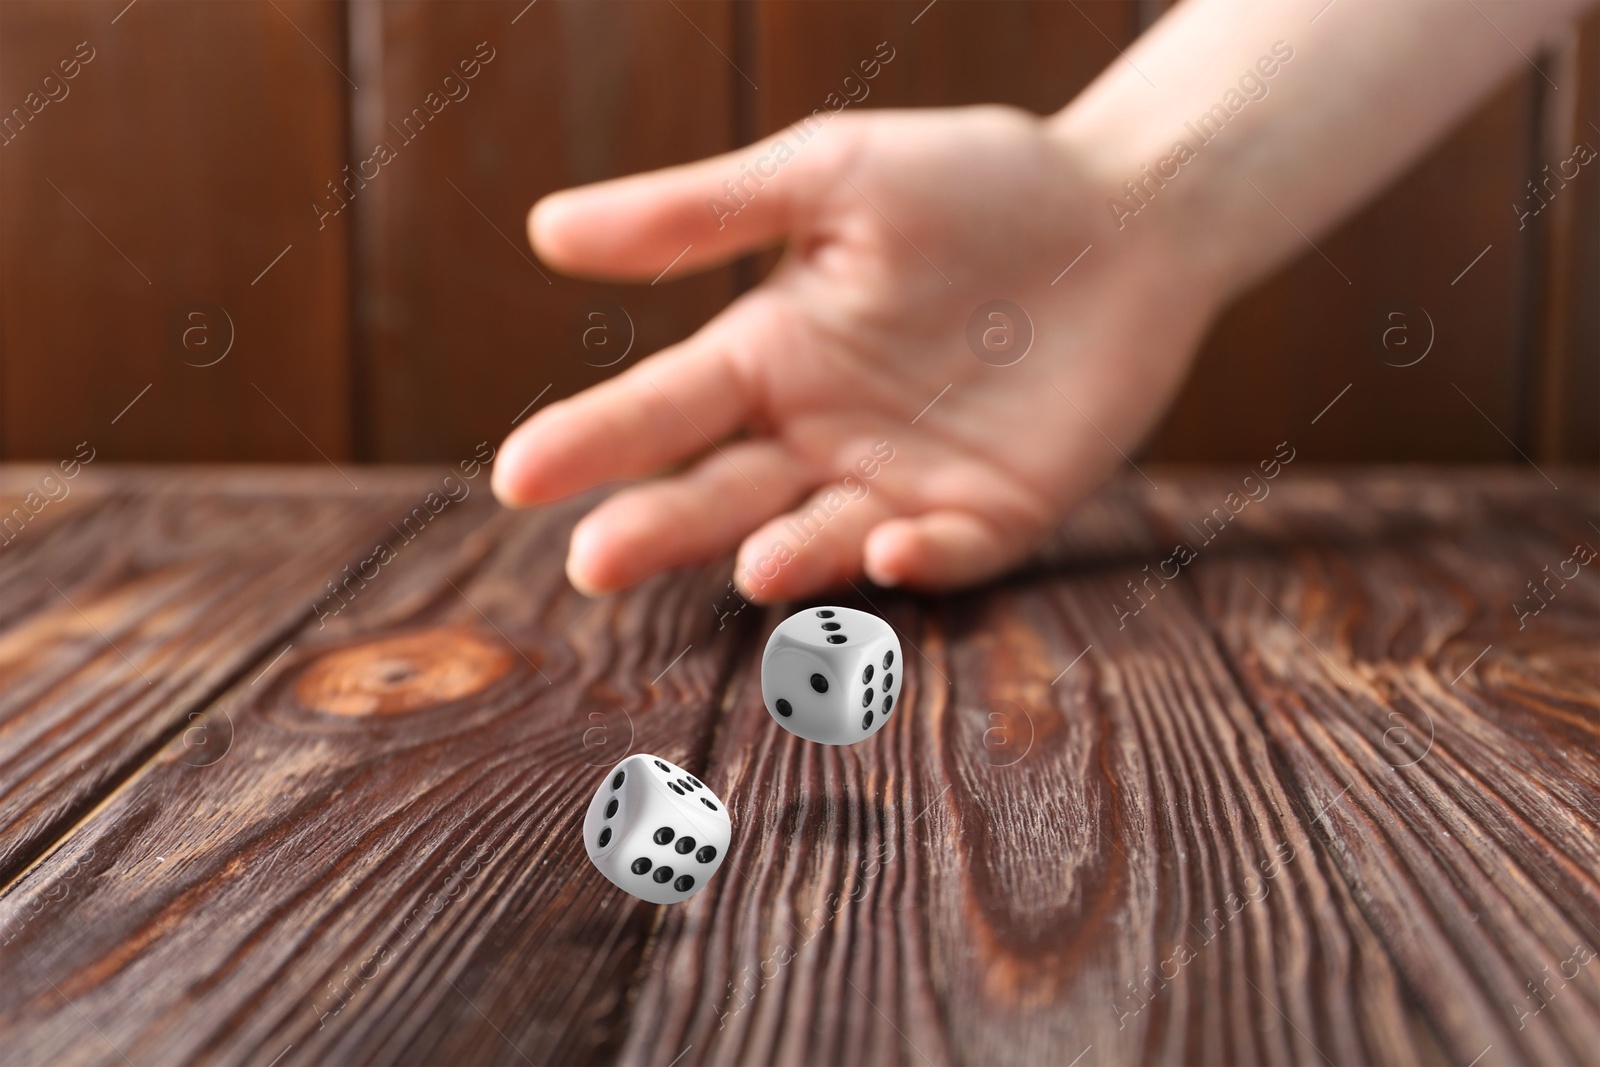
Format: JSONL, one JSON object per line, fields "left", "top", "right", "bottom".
{"left": 1, "top": 465, "right": 1596, "bottom": 1067}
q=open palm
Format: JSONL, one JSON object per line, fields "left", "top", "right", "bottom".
{"left": 493, "top": 106, "right": 1218, "bottom": 601}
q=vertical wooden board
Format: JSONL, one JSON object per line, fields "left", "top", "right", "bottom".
{"left": 749, "top": 0, "right": 1137, "bottom": 121}
{"left": 615, "top": 490, "right": 1433, "bottom": 1065}
{"left": 746, "top": 2, "right": 1558, "bottom": 467}
{"left": 743, "top": 0, "right": 1140, "bottom": 281}
{"left": 0, "top": 1, "right": 353, "bottom": 461}
{"left": 0, "top": 492, "right": 745, "bottom": 1066}
{"left": 1532, "top": 8, "right": 1600, "bottom": 465}
{"left": 1183, "top": 472, "right": 1600, "bottom": 1065}
{"left": 0, "top": 470, "right": 441, "bottom": 884}
{"left": 1148, "top": 75, "right": 1541, "bottom": 463}
{"left": 350, "top": 0, "right": 740, "bottom": 461}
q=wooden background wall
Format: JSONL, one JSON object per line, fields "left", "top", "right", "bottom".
{"left": 1, "top": 0, "right": 1595, "bottom": 466}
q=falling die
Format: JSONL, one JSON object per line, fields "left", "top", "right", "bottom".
{"left": 583, "top": 754, "right": 730, "bottom": 904}
{"left": 761, "top": 606, "right": 901, "bottom": 745}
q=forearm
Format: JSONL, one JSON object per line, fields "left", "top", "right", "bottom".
{"left": 1049, "top": 0, "right": 1593, "bottom": 302}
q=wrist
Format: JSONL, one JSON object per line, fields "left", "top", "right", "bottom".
{"left": 1041, "top": 17, "right": 1314, "bottom": 314}
{"left": 1039, "top": 103, "right": 1236, "bottom": 324}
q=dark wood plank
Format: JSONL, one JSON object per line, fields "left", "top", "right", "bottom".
{"left": 618, "top": 470, "right": 1599, "bottom": 1064}
{"left": 0, "top": 460, "right": 117, "bottom": 562}
{"left": 2, "top": 468, "right": 1596, "bottom": 1067}
{"left": 348, "top": 0, "right": 741, "bottom": 460}
{"left": 1531, "top": 7, "right": 1600, "bottom": 465}
{"left": 1149, "top": 73, "right": 1544, "bottom": 463}
{"left": 1177, "top": 470, "right": 1600, "bottom": 1065}
{"left": 749, "top": 0, "right": 1137, "bottom": 119}
{"left": 616, "top": 504, "right": 1427, "bottom": 1064}
{"left": 4, "top": 0, "right": 1592, "bottom": 468}
{"left": 743, "top": 0, "right": 1139, "bottom": 281}
{"left": 0, "top": 486, "right": 743, "bottom": 1066}
{"left": 0, "top": 1, "right": 354, "bottom": 461}
{"left": 0, "top": 467, "right": 443, "bottom": 884}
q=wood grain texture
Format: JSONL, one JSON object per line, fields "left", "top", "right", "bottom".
{"left": 0, "top": 0, "right": 354, "bottom": 461}
{"left": 1185, "top": 473, "right": 1600, "bottom": 1064}
{"left": 620, "top": 522, "right": 1427, "bottom": 1064}
{"left": 0, "top": 462, "right": 117, "bottom": 561}
{"left": 0, "top": 467, "right": 443, "bottom": 884}
{"left": 0, "top": 466, "right": 1597, "bottom": 1067}
{"left": 0, "top": 485, "right": 747, "bottom": 1066}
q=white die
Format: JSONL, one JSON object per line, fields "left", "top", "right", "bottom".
{"left": 760, "top": 606, "right": 902, "bottom": 745}
{"left": 583, "top": 753, "right": 730, "bottom": 904}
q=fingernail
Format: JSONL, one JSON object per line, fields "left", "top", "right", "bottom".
{"left": 566, "top": 527, "right": 608, "bottom": 596}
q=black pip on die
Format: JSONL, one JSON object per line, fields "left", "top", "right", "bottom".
{"left": 583, "top": 754, "right": 730, "bottom": 904}
{"left": 760, "top": 606, "right": 902, "bottom": 745}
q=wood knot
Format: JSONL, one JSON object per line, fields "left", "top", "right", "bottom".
{"left": 294, "top": 628, "right": 513, "bottom": 716}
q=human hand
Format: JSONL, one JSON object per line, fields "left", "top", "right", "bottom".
{"left": 492, "top": 105, "right": 1222, "bottom": 602}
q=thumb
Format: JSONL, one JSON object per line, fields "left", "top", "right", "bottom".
{"left": 527, "top": 115, "right": 862, "bottom": 282}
